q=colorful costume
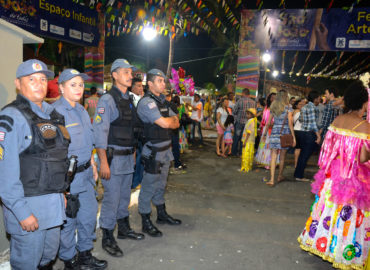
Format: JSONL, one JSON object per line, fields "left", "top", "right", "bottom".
{"left": 241, "top": 117, "right": 257, "bottom": 172}
{"left": 224, "top": 124, "right": 234, "bottom": 145}
{"left": 255, "top": 108, "right": 279, "bottom": 166}
{"left": 298, "top": 124, "right": 370, "bottom": 270}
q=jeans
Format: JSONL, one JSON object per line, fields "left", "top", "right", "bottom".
{"left": 190, "top": 120, "right": 203, "bottom": 144}
{"left": 231, "top": 122, "right": 244, "bottom": 156}
{"left": 294, "top": 131, "right": 317, "bottom": 179}
{"left": 171, "top": 130, "right": 182, "bottom": 168}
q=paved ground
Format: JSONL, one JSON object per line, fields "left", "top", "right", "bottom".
{"left": 53, "top": 135, "right": 332, "bottom": 270}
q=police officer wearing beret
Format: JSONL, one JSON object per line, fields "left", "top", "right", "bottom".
{"left": 137, "top": 69, "right": 182, "bottom": 238}
{"left": 93, "top": 59, "right": 144, "bottom": 258}
{"left": 53, "top": 69, "right": 107, "bottom": 269}
{"left": 0, "top": 59, "right": 68, "bottom": 269}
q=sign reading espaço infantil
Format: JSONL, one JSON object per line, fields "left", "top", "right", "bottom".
{"left": 0, "top": 0, "right": 99, "bottom": 47}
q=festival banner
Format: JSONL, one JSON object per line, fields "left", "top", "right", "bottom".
{"left": 237, "top": 10, "right": 260, "bottom": 97}
{"left": 253, "top": 8, "right": 370, "bottom": 51}
{"left": 0, "top": 0, "right": 100, "bottom": 47}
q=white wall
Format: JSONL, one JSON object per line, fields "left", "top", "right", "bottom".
{"left": 0, "top": 29, "right": 22, "bottom": 108}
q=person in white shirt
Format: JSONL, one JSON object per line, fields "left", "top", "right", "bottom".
{"left": 189, "top": 94, "right": 203, "bottom": 145}
{"left": 129, "top": 78, "right": 144, "bottom": 107}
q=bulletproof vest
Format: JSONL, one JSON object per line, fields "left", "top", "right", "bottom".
{"left": 5, "top": 95, "right": 70, "bottom": 197}
{"left": 107, "top": 86, "right": 140, "bottom": 147}
{"left": 140, "top": 92, "right": 171, "bottom": 144}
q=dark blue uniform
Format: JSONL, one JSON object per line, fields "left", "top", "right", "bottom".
{"left": 0, "top": 96, "right": 65, "bottom": 270}
{"left": 52, "top": 97, "right": 97, "bottom": 261}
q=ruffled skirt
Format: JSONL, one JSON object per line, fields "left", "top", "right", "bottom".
{"left": 241, "top": 142, "right": 254, "bottom": 172}
{"left": 298, "top": 178, "right": 370, "bottom": 269}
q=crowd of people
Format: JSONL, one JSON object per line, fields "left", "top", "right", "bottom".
{"left": 0, "top": 57, "right": 368, "bottom": 270}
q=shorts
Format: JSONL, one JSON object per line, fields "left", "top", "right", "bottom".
{"left": 216, "top": 124, "right": 224, "bottom": 135}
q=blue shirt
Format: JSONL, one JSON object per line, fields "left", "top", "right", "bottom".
{"left": 137, "top": 93, "right": 176, "bottom": 162}
{"left": 0, "top": 95, "right": 65, "bottom": 235}
{"left": 93, "top": 86, "right": 134, "bottom": 174}
{"left": 300, "top": 101, "right": 319, "bottom": 132}
{"left": 53, "top": 97, "right": 95, "bottom": 192}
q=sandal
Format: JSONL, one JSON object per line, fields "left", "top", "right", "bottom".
{"left": 266, "top": 181, "right": 275, "bottom": 187}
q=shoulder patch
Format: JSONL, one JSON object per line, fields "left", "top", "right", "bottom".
{"left": 0, "top": 144, "right": 3, "bottom": 161}
{"left": 0, "top": 131, "right": 5, "bottom": 141}
{"left": 148, "top": 102, "right": 157, "bottom": 109}
{"left": 97, "top": 107, "right": 105, "bottom": 114}
{"left": 95, "top": 115, "right": 102, "bottom": 124}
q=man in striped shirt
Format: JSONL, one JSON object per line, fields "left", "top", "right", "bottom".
{"left": 231, "top": 88, "right": 256, "bottom": 156}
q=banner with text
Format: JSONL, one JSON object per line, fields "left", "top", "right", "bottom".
{"left": 253, "top": 8, "right": 369, "bottom": 51}
{"left": 0, "top": 0, "right": 99, "bottom": 47}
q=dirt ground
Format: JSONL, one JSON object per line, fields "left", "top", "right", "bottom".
{"left": 54, "top": 136, "right": 331, "bottom": 270}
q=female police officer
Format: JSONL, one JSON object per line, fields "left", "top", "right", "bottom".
{"left": 53, "top": 69, "right": 107, "bottom": 270}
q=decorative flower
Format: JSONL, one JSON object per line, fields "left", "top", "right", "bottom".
{"left": 340, "top": 205, "right": 353, "bottom": 221}
{"left": 364, "top": 228, "right": 370, "bottom": 241}
{"left": 354, "top": 242, "right": 362, "bottom": 258}
{"left": 323, "top": 216, "right": 331, "bottom": 230}
{"left": 305, "top": 216, "right": 312, "bottom": 233}
{"left": 309, "top": 220, "right": 319, "bottom": 238}
{"left": 316, "top": 237, "right": 327, "bottom": 253}
{"left": 343, "top": 244, "right": 356, "bottom": 261}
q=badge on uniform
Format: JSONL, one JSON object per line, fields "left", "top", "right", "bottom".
{"left": 95, "top": 115, "right": 102, "bottom": 123}
{"left": 0, "top": 144, "right": 4, "bottom": 161}
{"left": 148, "top": 102, "right": 157, "bottom": 109}
{"left": 0, "top": 131, "right": 5, "bottom": 141}
{"left": 98, "top": 107, "right": 105, "bottom": 114}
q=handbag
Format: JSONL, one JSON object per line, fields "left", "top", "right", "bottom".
{"left": 280, "top": 110, "right": 294, "bottom": 148}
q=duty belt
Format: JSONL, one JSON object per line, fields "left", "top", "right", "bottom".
{"left": 147, "top": 144, "right": 171, "bottom": 152}
{"left": 113, "top": 148, "right": 135, "bottom": 156}
{"left": 76, "top": 160, "right": 91, "bottom": 173}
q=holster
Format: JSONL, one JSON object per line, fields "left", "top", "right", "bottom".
{"left": 142, "top": 156, "right": 163, "bottom": 174}
{"left": 106, "top": 147, "right": 114, "bottom": 166}
{"left": 65, "top": 194, "right": 80, "bottom": 218}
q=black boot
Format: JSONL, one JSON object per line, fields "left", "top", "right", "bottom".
{"left": 156, "top": 204, "right": 182, "bottom": 225}
{"left": 63, "top": 255, "right": 79, "bottom": 270}
{"left": 117, "top": 217, "right": 145, "bottom": 240}
{"left": 38, "top": 262, "right": 54, "bottom": 270}
{"left": 78, "top": 250, "right": 107, "bottom": 270}
{"left": 101, "top": 228, "right": 123, "bottom": 257}
{"left": 140, "top": 213, "right": 162, "bottom": 237}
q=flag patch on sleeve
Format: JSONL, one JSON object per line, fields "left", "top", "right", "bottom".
{"left": 0, "top": 131, "right": 5, "bottom": 141}
{"left": 148, "top": 102, "right": 157, "bottom": 109}
{"left": 97, "top": 107, "right": 105, "bottom": 114}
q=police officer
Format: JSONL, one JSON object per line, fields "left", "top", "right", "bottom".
{"left": 0, "top": 59, "right": 68, "bottom": 269}
{"left": 137, "top": 69, "right": 182, "bottom": 238}
{"left": 93, "top": 59, "right": 144, "bottom": 258}
{"left": 53, "top": 69, "right": 107, "bottom": 269}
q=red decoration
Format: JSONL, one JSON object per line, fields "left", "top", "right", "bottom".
{"left": 178, "top": 67, "right": 185, "bottom": 78}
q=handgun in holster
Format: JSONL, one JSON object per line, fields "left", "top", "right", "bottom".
{"left": 66, "top": 155, "right": 78, "bottom": 187}
{"left": 141, "top": 151, "right": 163, "bottom": 174}
{"left": 106, "top": 147, "right": 114, "bottom": 166}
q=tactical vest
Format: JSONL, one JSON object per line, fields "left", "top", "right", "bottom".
{"left": 5, "top": 95, "right": 70, "bottom": 197}
{"left": 140, "top": 92, "right": 171, "bottom": 144}
{"left": 107, "top": 86, "right": 140, "bottom": 147}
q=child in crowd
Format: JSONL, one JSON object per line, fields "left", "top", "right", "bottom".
{"left": 240, "top": 108, "right": 257, "bottom": 172}
{"left": 222, "top": 115, "right": 234, "bottom": 157}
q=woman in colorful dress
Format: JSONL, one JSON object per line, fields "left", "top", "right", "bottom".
{"left": 298, "top": 81, "right": 370, "bottom": 270}
{"left": 255, "top": 92, "right": 277, "bottom": 168}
